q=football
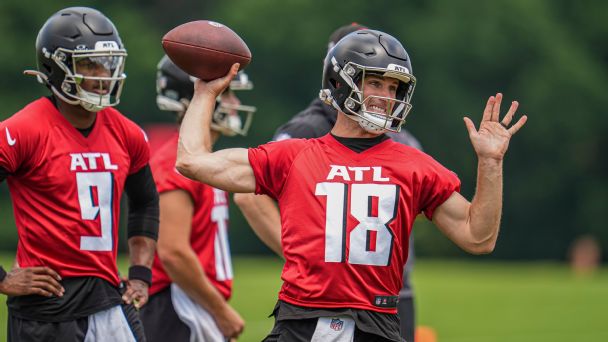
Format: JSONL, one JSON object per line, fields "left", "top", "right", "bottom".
{"left": 162, "top": 20, "right": 251, "bottom": 81}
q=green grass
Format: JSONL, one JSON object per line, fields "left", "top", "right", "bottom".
{"left": 1, "top": 255, "right": 607, "bottom": 342}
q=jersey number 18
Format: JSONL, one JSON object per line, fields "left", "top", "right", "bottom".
{"left": 315, "top": 182, "right": 398, "bottom": 266}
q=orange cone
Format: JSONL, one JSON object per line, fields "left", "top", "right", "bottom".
{"left": 415, "top": 326, "right": 438, "bottom": 342}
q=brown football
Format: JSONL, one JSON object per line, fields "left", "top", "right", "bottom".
{"left": 162, "top": 20, "right": 251, "bottom": 81}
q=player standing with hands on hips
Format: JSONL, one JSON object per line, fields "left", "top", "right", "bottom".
{"left": 176, "top": 29, "right": 526, "bottom": 341}
{"left": 0, "top": 7, "right": 158, "bottom": 341}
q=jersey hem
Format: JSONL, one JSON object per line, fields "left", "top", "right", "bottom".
{"left": 7, "top": 299, "right": 121, "bottom": 322}
{"left": 59, "top": 272, "right": 120, "bottom": 287}
{"left": 279, "top": 293, "right": 398, "bottom": 314}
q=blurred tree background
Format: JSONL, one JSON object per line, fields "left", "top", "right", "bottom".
{"left": 0, "top": 0, "right": 606, "bottom": 261}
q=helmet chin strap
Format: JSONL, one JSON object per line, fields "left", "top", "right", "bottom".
{"left": 51, "top": 85, "right": 81, "bottom": 106}
{"left": 76, "top": 87, "right": 113, "bottom": 112}
{"left": 357, "top": 118, "right": 387, "bottom": 134}
{"left": 79, "top": 101, "right": 103, "bottom": 112}
{"left": 344, "top": 107, "right": 388, "bottom": 134}
{"left": 53, "top": 85, "right": 105, "bottom": 112}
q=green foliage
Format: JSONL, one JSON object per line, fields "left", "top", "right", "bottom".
{"left": 0, "top": 191, "right": 16, "bottom": 252}
{"left": 0, "top": 0, "right": 606, "bottom": 260}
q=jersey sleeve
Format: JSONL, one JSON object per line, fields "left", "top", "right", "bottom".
{"left": 419, "top": 159, "right": 461, "bottom": 220}
{"left": 125, "top": 123, "right": 151, "bottom": 175}
{"left": 248, "top": 139, "right": 307, "bottom": 199}
{"left": 0, "top": 116, "right": 41, "bottom": 175}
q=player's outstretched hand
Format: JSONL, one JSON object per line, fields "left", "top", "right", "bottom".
{"left": 121, "top": 279, "right": 149, "bottom": 310}
{"left": 193, "top": 63, "right": 240, "bottom": 100}
{"left": 215, "top": 303, "right": 245, "bottom": 339}
{"left": 463, "top": 93, "right": 527, "bottom": 160}
{"left": 0, "top": 266, "right": 64, "bottom": 297}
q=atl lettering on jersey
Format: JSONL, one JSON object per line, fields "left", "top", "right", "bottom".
{"left": 69, "top": 153, "right": 118, "bottom": 171}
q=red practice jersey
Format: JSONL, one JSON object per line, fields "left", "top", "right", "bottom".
{"left": 149, "top": 134, "right": 233, "bottom": 299}
{"left": 249, "top": 134, "right": 460, "bottom": 313}
{"left": 0, "top": 98, "right": 149, "bottom": 286}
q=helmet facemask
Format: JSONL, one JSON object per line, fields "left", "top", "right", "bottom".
{"left": 51, "top": 42, "right": 127, "bottom": 112}
{"left": 156, "top": 95, "right": 189, "bottom": 113}
{"left": 211, "top": 82, "right": 256, "bottom": 136}
{"left": 321, "top": 58, "right": 416, "bottom": 134}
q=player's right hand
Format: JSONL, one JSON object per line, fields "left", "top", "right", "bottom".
{"left": 193, "top": 63, "right": 239, "bottom": 99}
{"left": 0, "top": 266, "right": 64, "bottom": 297}
{"left": 215, "top": 303, "right": 245, "bottom": 339}
{"left": 122, "top": 278, "right": 149, "bottom": 309}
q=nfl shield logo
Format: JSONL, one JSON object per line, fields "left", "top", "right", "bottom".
{"left": 330, "top": 318, "right": 344, "bottom": 331}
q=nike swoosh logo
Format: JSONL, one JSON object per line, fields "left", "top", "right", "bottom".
{"left": 5, "top": 127, "right": 16, "bottom": 146}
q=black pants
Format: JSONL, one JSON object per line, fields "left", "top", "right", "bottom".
{"left": 8, "top": 304, "right": 145, "bottom": 342}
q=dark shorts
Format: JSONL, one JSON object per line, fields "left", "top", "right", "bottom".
{"left": 263, "top": 301, "right": 404, "bottom": 342}
{"left": 139, "top": 286, "right": 190, "bottom": 342}
{"left": 8, "top": 304, "right": 145, "bottom": 342}
{"left": 263, "top": 317, "right": 397, "bottom": 342}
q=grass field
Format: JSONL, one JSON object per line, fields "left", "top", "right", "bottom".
{"left": 1, "top": 255, "right": 607, "bottom": 342}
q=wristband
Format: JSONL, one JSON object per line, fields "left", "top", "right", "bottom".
{"left": 128, "top": 265, "right": 152, "bottom": 286}
{"left": 0, "top": 266, "right": 6, "bottom": 283}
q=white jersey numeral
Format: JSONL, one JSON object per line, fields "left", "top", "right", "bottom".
{"left": 211, "top": 205, "right": 233, "bottom": 281}
{"left": 315, "top": 182, "right": 398, "bottom": 266}
{"left": 77, "top": 172, "right": 114, "bottom": 251}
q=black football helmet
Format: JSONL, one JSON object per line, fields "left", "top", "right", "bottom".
{"left": 320, "top": 29, "right": 416, "bottom": 133}
{"left": 25, "top": 7, "right": 127, "bottom": 112}
{"left": 156, "top": 55, "right": 255, "bottom": 136}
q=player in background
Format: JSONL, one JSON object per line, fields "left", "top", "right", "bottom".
{"left": 139, "top": 56, "right": 256, "bottom": 342}
{"left": 233, "top": 23, "right": 419, "bottom": 341}
{"left": 175, "top": 28, "right": 526, "bottom": 342}
{"left": 0, "top": 7, "right": 158, "bottom": 341}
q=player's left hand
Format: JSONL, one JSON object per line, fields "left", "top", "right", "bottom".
{"left": 463, "top": 93, "right": 527, "bottom": 160}
{"left": 122, "top": 279, "right": 149, "bottom": 309}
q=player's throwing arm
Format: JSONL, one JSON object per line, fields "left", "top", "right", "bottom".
{"left": 176, "top": 64, "right": 256, "bottom": 193}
